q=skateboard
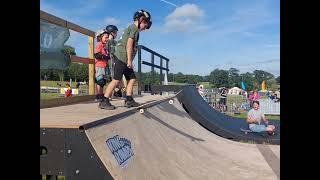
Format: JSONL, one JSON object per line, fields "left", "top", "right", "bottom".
{"left": 139, "top": 99, "right": 174, "bottom": 114}
{"left": 240, "top": 127, "right": 276, "bottom": 136}
{"left": 240, "top": 128, "right": 253, "bottom": 135}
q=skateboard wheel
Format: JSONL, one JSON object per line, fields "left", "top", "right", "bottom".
{"left": 139, "top": 109, "right": 144, "bottom": 114}
{"left": 169, "top": 99, "right": 174, "bottom": 104}
{"left": 245, "top": 132, "right": 248, "bottom": 134}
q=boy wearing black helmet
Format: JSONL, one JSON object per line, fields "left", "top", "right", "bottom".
{"left": 99, "top": 10, "right": 152, "bottom": 109}
{"left": 105, "top": 25, "right": 124, "bottom": 98}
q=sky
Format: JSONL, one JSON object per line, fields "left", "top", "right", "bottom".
{"left": 40, "top": 0, "right": 280, "bottom": 77}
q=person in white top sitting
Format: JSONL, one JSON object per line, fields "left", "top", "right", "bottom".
{"left": 247, "top": 101, "right": 275, "bottom": 134}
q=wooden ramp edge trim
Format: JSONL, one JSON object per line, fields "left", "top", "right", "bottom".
{"left": 40, "top": 95, "right": 95, "bottom": 109}
{"left": 79, "top": 93, "right": 181, "bottom": 131}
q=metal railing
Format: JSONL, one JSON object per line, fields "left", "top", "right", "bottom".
{"left": 258, "top": 98, "right": 280, "bottom": 115}
{"left": 137, "top": 45, "right": 169, "bottom": 95}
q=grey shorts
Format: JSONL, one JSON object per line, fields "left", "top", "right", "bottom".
{"left": 249, "top": 124, "right": 267, "bottom": 132}
{"left": 95, "top": 67, "right": 112, "bottom": 80}
{"left": 95, "top": 67, "right": 106, "bottom": 79}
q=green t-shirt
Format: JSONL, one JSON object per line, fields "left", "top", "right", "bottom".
{"left": 114, "top": 24, "right": 139, "bottom": 64}
{"left": 107, "top": 39, "right": 117, "bottom": 56}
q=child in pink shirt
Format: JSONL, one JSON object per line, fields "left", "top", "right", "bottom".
{"left": 94, "top": 29, "right": 109, "bottom": 101}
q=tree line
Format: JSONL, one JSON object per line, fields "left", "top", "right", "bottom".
{"left": 40, "top": 45, "right": 88, "bottom": 82}
{"left": 40, "top": 46, "right": 280, "bottom": 91}
{"left": 142, "top": 68, "right": 279, "bottom": 91}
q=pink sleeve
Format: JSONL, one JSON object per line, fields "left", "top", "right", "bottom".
{"left": 95, "top": 42, "right": 102, "bottom": 54}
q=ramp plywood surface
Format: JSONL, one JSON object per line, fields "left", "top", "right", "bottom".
{"left": 85, "top": 98, "right": 279, "bottom": 180}
{"left": 41, "top": 95, "right": 172, "bottom": 128}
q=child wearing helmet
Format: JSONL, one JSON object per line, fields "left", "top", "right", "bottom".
{"left": 104, "top": 25, "right": 124, "bottom": 98}
{"left": 94, "top": 29, "right": 109, "bottom": 101}
{"left": 99, "top": 10, "right": 152, "bottom": 109}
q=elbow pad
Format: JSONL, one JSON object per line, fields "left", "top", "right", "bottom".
{"left": 94, "top": 52, "right": 103, "bottom": 60}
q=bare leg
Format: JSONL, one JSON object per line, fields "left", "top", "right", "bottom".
{"left": 266, "top": 125, "right": 275, "bottom": 132}
{"left": 104, "top": 79, "right": 120, "bottom": 98}
{"left": 96, "top": 84, "right": 101, "bottom": 95}
{"left": 126, "top": 79, "right": 135, "bottom": 96}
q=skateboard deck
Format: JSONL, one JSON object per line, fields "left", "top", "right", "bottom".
{"left": 240, "top": 127, "right": 276, "bottom": 136}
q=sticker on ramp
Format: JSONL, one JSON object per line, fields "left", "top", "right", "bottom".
{"left": 106, "top": 135, "right": 134, "bottom": 168}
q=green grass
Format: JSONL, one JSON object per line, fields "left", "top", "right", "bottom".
{"left": 41, "top": 175, "right": 65, "bottom": 180}
{"left": 41, "top": 93, "right": 62, "bottom": 100}
{"left": 40, "top": 80, "right": 88, "bottom": 89}
{"left": 228, "top": 111, "right": 280, "bottom": 120}
{"left": 226, "top": 95, "right": 247, "bottom": 107}
{"left": 168, "top": 82, "right": 188, "bottom": 85}
{"left": 41, "top": 80, "right": 89, "bottom": 100}
{"left": 197, "top": 82, "right": 211, "bottom": 89}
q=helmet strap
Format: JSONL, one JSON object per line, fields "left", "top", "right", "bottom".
{"left": 138, "top": 17, "right": 142, "bottom": 29}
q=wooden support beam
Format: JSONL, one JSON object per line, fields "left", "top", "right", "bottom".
{"left": 88, "top": 37, "right": 95, "bottom": 95}
{"left": 40, "top": 95, "right": 95, "bottom": 109}
{"left": 40, "top": 10, "right": 95, "bottom": 37}
{"left": 71, "top": 55, "right": 95, "bottom": 64}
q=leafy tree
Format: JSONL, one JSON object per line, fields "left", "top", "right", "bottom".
{"left": 267, "top": 78, "right": 279, "bottom": 91}
{"left": 62, "top": 45, "right": 76, "bottom": 56}
{"left": 208, "top": 69, "right": 229, "bottom": 88}
{"left": 253, "top": 70, "right": 275, "bottom": 84}
{"left": 240, "top": 72, "right": 256, "bottom": 91}
{"left": 228, "top": 68, "right": 240, "bottom": 87}
{"left": 276, "top": 76, "right": 280, "bottom": 84}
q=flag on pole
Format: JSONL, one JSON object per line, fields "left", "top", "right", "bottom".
{"left": 241, "top": 81, "right": 246, "bottom": 91}
{"left": 261, "top": 80, "right": 266, "bottom": 91}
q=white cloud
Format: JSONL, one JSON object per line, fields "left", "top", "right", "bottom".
{"left": 104, "top": 17, "right": 120, "bottom": 26}
{"left": 164, "top": 3, "right": 206, "bottom": 32}
{"left": 166, "top": 4, "right": 204, "bottom": 20}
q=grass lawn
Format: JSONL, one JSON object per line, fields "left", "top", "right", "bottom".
{"left": 41, "top": 93, "right": 62, "bottom": 100}
{"left": 228, "top": 111, "right": 280, "bottom": 120}
{"left": 226, "top": 95, "right": 247, "bottom": 107}
{"left": 41, "top": 80, "right": 88, "bottom": 89}
{"left": 41, "top": 80, "right": 90, "bottom": 100}
{"left": 168, "top": 82, "right": 188, "bottom": 85}
{"left": 41, "top": 175, "right": 65, "bottom": 180}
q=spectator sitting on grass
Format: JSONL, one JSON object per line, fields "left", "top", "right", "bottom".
{"left": 246, "top": 101, "right": 275, "bottom": 134}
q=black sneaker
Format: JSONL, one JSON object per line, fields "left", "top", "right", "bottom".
{"left": 95, "top": 94, "right": 102, "bottom": 102}
{"left": 124, "top": 99, "right": 140, "bottom": 108}
{"left": 99, "top": 98, "right": 115, "bottom": 110}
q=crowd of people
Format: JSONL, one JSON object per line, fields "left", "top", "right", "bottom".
{"left": 266, "top": 91, "right": 280, "bottom": 102}
{"left": 197, "top": 85, "right": 277, "bottom": 134}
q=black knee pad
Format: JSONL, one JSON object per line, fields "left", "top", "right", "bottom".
{"left": 96, "top": 78, "right": 106, "bottom": 87}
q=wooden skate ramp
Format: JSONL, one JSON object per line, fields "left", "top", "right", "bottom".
{"left": 85, "top": 98, "right": 279, "bottom": 180}
{"left": 40, "top": 95, "right": 169, "bottom": 129}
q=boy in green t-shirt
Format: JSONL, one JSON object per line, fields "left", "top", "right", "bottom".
{"left": 99, "top": 10, "right": 152, "bottom": 110}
